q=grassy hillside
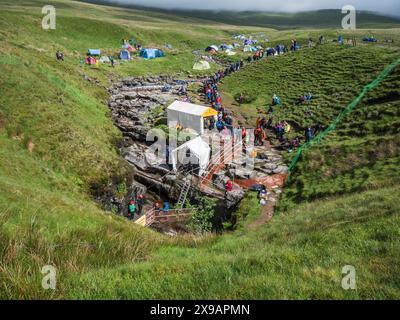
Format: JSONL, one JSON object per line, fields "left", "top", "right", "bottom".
{"left": 65, "top": 186, "right": 400, "bottom": 299}
{"left": 167, "top": 9, "right": 400, "bottom": 29}
{"left": 220, "top": 42, "right": 400, "bottom": 209}
{"left": 83, "top": 1, "right": 400, "bottom": 29}
{"left": 0, "top": 0, "right": 399, "bottom": 299}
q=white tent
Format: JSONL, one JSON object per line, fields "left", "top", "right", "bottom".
{"left": 170, "top": 136, "right": 210, "bottom": 176}
{"left": 99, "top": 56, "right": 111, "bottom": 63}
{"left": 193, "top": 60, "right": 210, "bottom": 70}
{"left": 243, "top": 45, "right": 252, "bottom": 52}
{"left": 167, "top": 101, "right": 218, "bottom": 135}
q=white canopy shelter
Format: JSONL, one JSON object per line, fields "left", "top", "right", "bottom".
{"left": 170, "top": 136, "right": 211, "bottom": 176}
{"left": 167, "top": 100, "right": 218, "bottom": 135}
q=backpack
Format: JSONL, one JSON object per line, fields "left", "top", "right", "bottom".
{"left": 129, "top": 204, "right": 135, "bottom": 213}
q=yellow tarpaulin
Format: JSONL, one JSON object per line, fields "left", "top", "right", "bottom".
{"left": 201, "top": 108, "right": 218, "bottom": 118}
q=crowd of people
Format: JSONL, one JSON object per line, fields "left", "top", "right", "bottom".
{"left": 199, "top": 43, "right": 321, "bottom": 156}
{"left": 127, "top": 191, "right": 172, "bottom": 221}
{"left": 245, "top": 44, "right": 289, "bottom": 64}
{"left": 202, "top": 62, "right": 246, "bottom": 133}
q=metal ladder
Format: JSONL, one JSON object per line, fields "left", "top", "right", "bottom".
{"left": 176, "top": 179, "right": 191, "bottom": 209}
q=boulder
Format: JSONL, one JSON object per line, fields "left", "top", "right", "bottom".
{"left": 122, "top": 145, "right": 148, "bottom": 171}
{"left": 225, "top": 188, "right": 245, "bottom": 209}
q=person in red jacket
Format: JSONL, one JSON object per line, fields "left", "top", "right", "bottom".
{"left": 225, "top": 180, "right": 233, "bottom": 192}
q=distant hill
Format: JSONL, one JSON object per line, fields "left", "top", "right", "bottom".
{"left": 81, "top": 1, "right": 400, "bottom": 29}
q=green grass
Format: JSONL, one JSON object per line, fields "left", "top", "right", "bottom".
{"left": 221, "top": 40, "right": 400, "bottom": 208}
{"left": 65, "top": 187, "right": 400, "bottom": 299}
{"left": 0, "top": 0, "right": 399, "bottom": 299}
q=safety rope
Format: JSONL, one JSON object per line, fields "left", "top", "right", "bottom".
{"left": 286, "top": 58, "right": 400, "bottom": 183}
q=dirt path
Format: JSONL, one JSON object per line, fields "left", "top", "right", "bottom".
{"left": 247, "top": 200, "right": 275, "bottom": 230}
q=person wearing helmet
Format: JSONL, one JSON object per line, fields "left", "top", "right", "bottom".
{"left": 128, "top": 200, "right": 136, "bottom": 220}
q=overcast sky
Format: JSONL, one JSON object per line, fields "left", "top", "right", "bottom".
{"left": 104, "top": 0, "right": 400, "bottom": 16}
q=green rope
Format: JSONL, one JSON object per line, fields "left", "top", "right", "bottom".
{"left": 286, "top": 58, "right": 400, "bottom": 183}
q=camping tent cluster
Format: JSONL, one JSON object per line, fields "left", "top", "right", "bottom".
{"left": 205, "top": 43, "right": 237, "bottom": 55}
{"left": 205, "top": 35, "right": 266, "bottom": 55}
{"left": 233, "top": 34, "right": 258, "bottom": 45}
{"left": 83, "top": 38, "right": 166, "bottom": 66}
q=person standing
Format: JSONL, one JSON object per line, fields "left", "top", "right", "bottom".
{"left": 137, "top": 194, "right": 144, "bottom": 215}
{"left": 163, "top": 201, "right": 169, "bottom": 215}
{"left": 225, "top": 180, "right": 233, "bottom": 193}
{"left": 128, "top": 201, "right": 136, "bottom": 220}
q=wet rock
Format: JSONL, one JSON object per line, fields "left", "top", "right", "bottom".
{"left": 273, "top": 165, "right": 288, "bottom": 174}
{"left": 227, "top": 167, "right": 252, "bottom": 180}
{"left": 225, "top": 188, "right": 245, "bottom": 209}
{"left": 164, "top": 174, "right": 178, "bottom": 184}
{"left": 122, "top": 145, "right": 148, "bottom": 171}
{"left": 124, "top": 92, "right": 138, "bottom": 100}
{"left": 212, "top": 172, "right": 228, "bottom": 190}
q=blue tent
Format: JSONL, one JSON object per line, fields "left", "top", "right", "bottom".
{"left": 139, "top": 48, "right": 165, "bottom": 60}
{"left": 119, "top": 49, "right": 131, "bottom": 60}
{"left": 363, "top": 37, "right": 377, "bottom": 43}
{"left": 88, "top": 49, "right": 101, "bottom": 56}
{"left": 220, "top": 44, "right": 233, "bottom": 50}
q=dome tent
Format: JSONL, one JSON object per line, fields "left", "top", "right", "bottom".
{"left": 139, "top": 48, "right": 165, "bottom": 60}
{"left": 193, "top": 60, "right": 210, "bottom": 70}
{"left": 99, "top": 56, "right": 111, "bottom": 63}
{"left": 123, "top": 43, "right": 136, "bottom": 52}
{"left": 220, "top": 44, "right": 234, "bottom": 50}
{"left": 119, "top": 49, "right": 131, "bottom": 60}
{"left": 243, "top": 45, "right": 252, "bottom": 52}
{"left": 363, "top": 37, "right": 377, "bottom": 42}
{"left": 205, "top": 45, "right": 219, "bottom": 53}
